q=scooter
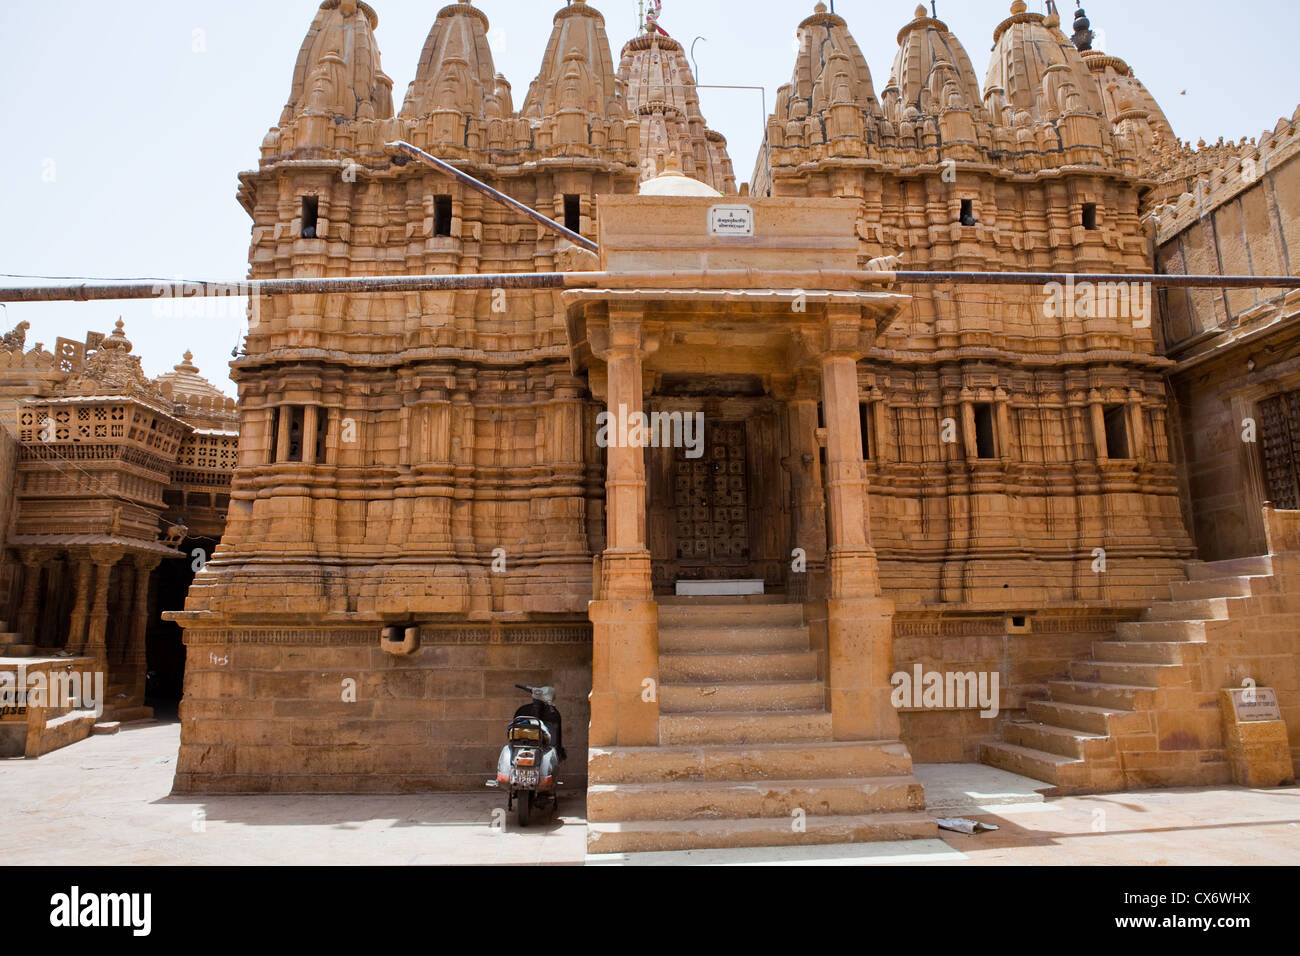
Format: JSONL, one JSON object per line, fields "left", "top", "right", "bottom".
{"left": 486, "top": 684, "right": 565, "bottom": 827}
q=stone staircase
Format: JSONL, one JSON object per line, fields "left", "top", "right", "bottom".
{"left": 0, "top": 619, "right": 36, "bottom": 657}
{"left": 586, "top": 599, "right": 936, "bottom": 853}
{"left": 981, "top": 555, "right": 1275, "bottom": 792}
{"left": 102, "top": 681, "right": 153, "bottom": 724}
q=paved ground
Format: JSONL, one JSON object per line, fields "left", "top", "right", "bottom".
{"left": 3, "top": 720, "right": 1298, "bottom": 866}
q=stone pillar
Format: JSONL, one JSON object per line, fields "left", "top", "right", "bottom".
{"left": 780, "top": 371, "right": 828, "bottom": 601}
{"left": 588, "top": 305, "right": 658, "bottom": 747}
{"left": 275, "top": 405, "right": 291, "bottom": 463}
{"left": 818, "top": 319, "right": 899, "bottom": 742}
{"left": 303, "top": 404, "right": 320, "bottom": 465}
{"left": 125, "top": 555, "right": 161, "bottom": 703}
{"left": 85, "top": 549, "right": 123, "bottom": 667}
{"left": 1126, "top": 388, "right": 1145, "bottom": 460}
{"left": 1089, "top": 389, "right": 1108, "bottom": 460}
{"left": 819, "top": 352, "right": 881, "bottom": 599}
{"left": 599, "top": 312, "right": 653, "bottom": 601}
{"left": 16, "top": 549, "right": 50, "bottom": 644}
{"left": 64, "top": 552, "right": 93, "bottom": 653}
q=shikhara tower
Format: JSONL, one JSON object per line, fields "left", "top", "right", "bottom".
{"left": 161, "top": 0, "right": 1300, "bottom": 849}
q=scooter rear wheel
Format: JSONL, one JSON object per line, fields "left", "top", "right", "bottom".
{"left": 515, "top": 792, "right": 532, "bottom": 827}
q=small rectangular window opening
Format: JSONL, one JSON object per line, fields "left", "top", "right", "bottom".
{"left": 564, "top": 194, "right": 582, "bottom": 234}
{"left": 434, "top": 195, "right": 453, "bottom": 237}
{"left": 1083, "top": 203, "right": 1098, "bottom": 230}
{"left": 301, "top": 196, "right": 319, "bottom": 239}
{"left": 287, "top": 406, "right": 305, "bottom": 462}
{"left": 859, "top": 402, "right": 873, "bottom": 460}
{"left": 1103, "top": 405, "right": 1129, "bottom": 459}
{"left": 960, "top": 198, "right": 974, "bottom": 224}
{"left": 974, "top": 403, "right": 996, "bottom": 459}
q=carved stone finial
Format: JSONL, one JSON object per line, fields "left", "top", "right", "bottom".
{"left": 1072, "top": 4, "right": 1095, "bottom": 51}
{"left": 1, "top": 320, "right": 30, "bottom": 353}
{"left": 102, "top": 318, "right": 133, "bottom": 353}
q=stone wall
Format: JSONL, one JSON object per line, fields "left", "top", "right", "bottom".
{"left": 173, "top": 626, "right": 591, "bottom": 793}
{"left": 1157, "top": 109, "right": 1300, "bottom": 561}
{"left": 893, "top": 612, "right": 1123, "bottom": 762}
{"left": 0, "top": 428, "right": 19, "bottom": 619}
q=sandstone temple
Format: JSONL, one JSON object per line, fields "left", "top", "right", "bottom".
{"left": 6, "top": 0, "right": 1300, "bottom": 853}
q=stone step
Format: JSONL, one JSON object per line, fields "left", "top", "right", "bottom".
{"left": 657, "top": 603, "right": 804, "bottom": 627}
{"left": 1187, "top": 555, "right": 1272, "bottom": 580}
{"left": 658, "top": 625, "right": 810, "bottom": 654}
{"left": 44, "top": 708, "right": 99, "bottom": 732}
{"left": 1168, "top": 576, "right": 1262, "bottom": 601}
{"left": 660, "top": 710, "right": 833, "bottom": 746}
{"left": 1068, "top": 659, "right": 1186, "bottom": 688}
{"left": 102, "top": 705, "right": 153, "bottom": 724}
{"left": 1091, "top": 640, "right": 1188, "bottom": 665}
{"left": 588, "top": 740, "right": 915, "bottom": 785}
{"left": 980, "top": 741, "right": 1084, "bottom": 788}
{"left": 1140, "top": 598, "right": 1231, "bottom": 623}
{"left": 1114, "top": 619, "right": 1231, "bottom": 642}
{"left": 1048, "top": 680, "right": 1157, "bottom": 711}
{"left": 92, "top": 722, "right": 121, "bottom": 735}
{"left": 0, "top": 645, "right": 37, "bottom": 657}
{"left": 588, "top": 775, "right": 926, "bottom": 822}
{"left": 1004, "top": 721, "right": 1112, "bottom": 760}
{"left": 659, "top": 650, "right": 818, "bottom": 683}
{"left": 587, "top": 810, "right": 937, "bottom": 854}
{"left": 660, "top": 680, "right": 824, "bottom": 714}
{"left": 1026, "top": 699, "right": 1146, "bottom": 736}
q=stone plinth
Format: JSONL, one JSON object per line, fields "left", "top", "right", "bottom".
{"left": 588, "top": 600, "right": 659, "bottom": 748}
{"left": 1220, "top": 688, "right": 1296, "bottom": 789}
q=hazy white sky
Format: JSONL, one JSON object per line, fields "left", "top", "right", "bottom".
{"left": 2, "top": 0, "right": 1297, "bottom": 393}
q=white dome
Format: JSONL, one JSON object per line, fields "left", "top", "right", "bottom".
{"left": 638, "top": 163, "right": 721, "bottom": 197}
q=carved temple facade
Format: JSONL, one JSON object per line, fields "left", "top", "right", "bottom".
{"left": 6, "top": 0, "right": 1288, "bottom": 850}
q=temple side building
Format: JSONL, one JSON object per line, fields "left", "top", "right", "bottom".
{"left": 0, "top": 321, "right": 236, "bottom": 756}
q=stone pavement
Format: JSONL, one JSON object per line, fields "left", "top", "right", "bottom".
{"left": 3, "top": 721, "right": 1298, "bottom": 866}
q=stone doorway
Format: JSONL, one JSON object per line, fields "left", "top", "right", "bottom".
{"left": 647, "top": 389, "right": 791, "bottom": 594}
{"left": 672, "top": 420, "right": 751, "bottom": 577}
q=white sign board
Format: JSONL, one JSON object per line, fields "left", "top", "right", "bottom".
{"left": 1228, "top": 687, "right": 1283, "bottom": 722}
{"left": 709, "top": 205, "right": 754, "bottom": 237}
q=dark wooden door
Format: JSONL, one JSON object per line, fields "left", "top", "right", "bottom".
{"left": 673, "top": 422, "right": 750, "bottom": 573}
{"left": 1260, "top": 390, "right": 1300, "bottom": 510}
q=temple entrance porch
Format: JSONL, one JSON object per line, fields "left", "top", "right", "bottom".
{"left": 561, "top": 194, "right": 920, "bottom": 852}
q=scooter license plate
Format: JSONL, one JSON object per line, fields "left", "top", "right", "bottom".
{"left": 514, "top": 769, "right": 539, "bottom": 786}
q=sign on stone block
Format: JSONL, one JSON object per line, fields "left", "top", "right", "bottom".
{"left": 709, "top": 205, "right": 754, "bottom": 237}
{"left": 1226, "top": 686, "right": 1283, "bottom": 722}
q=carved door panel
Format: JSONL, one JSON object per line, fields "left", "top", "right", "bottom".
{"left": 673, "top": 422, "right": 749, "bottom": 572}
{"left": 1259, "top": 390, "right": 1300, "bottom": 510}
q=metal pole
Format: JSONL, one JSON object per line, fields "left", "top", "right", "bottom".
{"left": 0, "top": 273, "right": 578, "bottom": 304}
{"left": 386, "top": 141, "right": 600, "bottom": 254}
{"left": 0, "top": 272, "right": 1295, "bottom": 304}
{"left": 891, "top": 271, "right": 1300, "bottom": 290}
